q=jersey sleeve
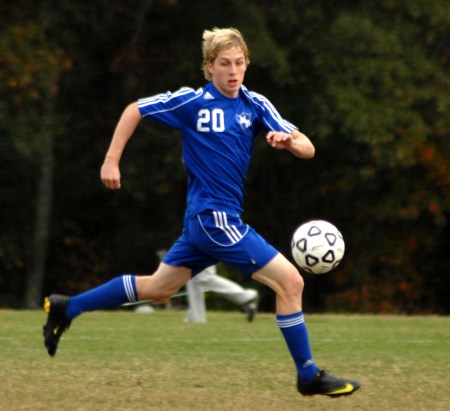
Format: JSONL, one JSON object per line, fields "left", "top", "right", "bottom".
{"left": 137, "top": 87, "right": 202, "bottom": 129}
{"left": 246, "top": 89, "right": 298, "bottom": 133}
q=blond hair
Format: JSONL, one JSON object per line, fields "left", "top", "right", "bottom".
{"left": 202, "top": 28, "right": 250, "bottom": 81}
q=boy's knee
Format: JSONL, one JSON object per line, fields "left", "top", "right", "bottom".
{"left": 275, "top": 268, "right": 304, "bottom": 303}
{"left": 286, "top": 271, "right": 304, "bottom": 297}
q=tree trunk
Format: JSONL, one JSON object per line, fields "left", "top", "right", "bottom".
{"left": 24, "top": 116, "right": 54, "bottom": 308}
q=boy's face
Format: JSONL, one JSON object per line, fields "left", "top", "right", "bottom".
{"left": 207, "top": 46, "right": 247, "bottom": 98}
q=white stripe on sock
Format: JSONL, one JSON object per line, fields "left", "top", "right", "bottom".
{"left": 123, "top": 275, "right": 136, "bottom": 302}
{"left": 277, "top": 314, "right": 305, "bottom": 329}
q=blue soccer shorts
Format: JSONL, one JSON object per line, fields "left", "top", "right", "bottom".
{"left": 162, "top": 210, "right": 279, "bottom": 277}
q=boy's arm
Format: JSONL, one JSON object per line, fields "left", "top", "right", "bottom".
{"left": 266, "top": 129, "right": 315, "bottom": 159}
{"left": 100, "top": 102, "right": 142, "bottom": 189}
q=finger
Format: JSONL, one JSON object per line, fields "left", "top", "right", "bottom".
{"left": 103, "top": 178, "right": 120, "bottom": 190}
{"left": 110, "top": 179, "right": 121, "bottom": 189}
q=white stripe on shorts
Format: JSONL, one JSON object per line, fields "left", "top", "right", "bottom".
{"left": 213, "top": 211, "right": 243, "bottom": 244}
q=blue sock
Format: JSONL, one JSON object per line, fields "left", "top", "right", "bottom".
{"left": 277, "top": 311, "right": 319, "bottom": 382}
{"left": 66, "top": 275, "right": 137, "bottom": 320}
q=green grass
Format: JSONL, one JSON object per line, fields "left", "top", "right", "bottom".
{"left": 1, "top": 310, "right": 449, "bottom": 410}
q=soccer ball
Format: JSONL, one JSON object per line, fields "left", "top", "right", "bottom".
{"left": 291, "top": 220, "right": 345, "bottom": 274}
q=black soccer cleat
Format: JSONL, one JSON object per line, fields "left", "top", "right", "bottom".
{"left": 243, "top": 299, "right": 257, "bottom": 322}
{"left": 43, "top": 294, "right": 71, "bottom": 357}
{"left": 297, "top": 370, "right": 361, "bottom": 397}
{"left": 246, "top": 305, "right": 255, "bottom": 322}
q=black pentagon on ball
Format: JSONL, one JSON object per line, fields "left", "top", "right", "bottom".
{"left": 322, "top": 250, "right": 335, "bottom": 263}
{"left": 324, "top": 233, "right": 337, "bottom": 246}
{"left": 296, "top": 238, "right": 307, "bottom": 252}
{"left": 305, "top": 254, "right": 319, "bottom": 267}
{"left": 307, "top": 226, "right": 321, "bottom": 236}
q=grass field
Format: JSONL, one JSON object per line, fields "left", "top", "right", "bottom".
{"left": 1, "top": 309, "right": 449, "bottom": 411}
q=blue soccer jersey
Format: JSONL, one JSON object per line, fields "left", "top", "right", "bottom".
{"left": 138, "top": 82, "right": 297, "bottom": 217}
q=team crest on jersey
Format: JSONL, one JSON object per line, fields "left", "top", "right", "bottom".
{"left": 236, "top": 112, "right": 252, "bottom": 130}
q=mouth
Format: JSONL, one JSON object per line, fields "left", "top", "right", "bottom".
{"left": 228, "top": 79, "right": 239, "bottom": 87}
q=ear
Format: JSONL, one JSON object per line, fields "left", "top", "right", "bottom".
{"left": 207, "top": 60, "right": 214, "bottom": 76}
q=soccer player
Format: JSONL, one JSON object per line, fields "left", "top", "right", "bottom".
{"left": 184, "top": 265, "right": 258, "bottom": 323}
{"left": 43, "top": 27, "right": 360, "bottom": 398}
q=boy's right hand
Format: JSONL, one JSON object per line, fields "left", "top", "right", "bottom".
{"left": 100, "top": 160, "right": 121, "bottom": 189}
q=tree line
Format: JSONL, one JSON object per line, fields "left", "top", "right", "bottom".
{"left": 1, "top": 0, "right": 449, "bottom": 313}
